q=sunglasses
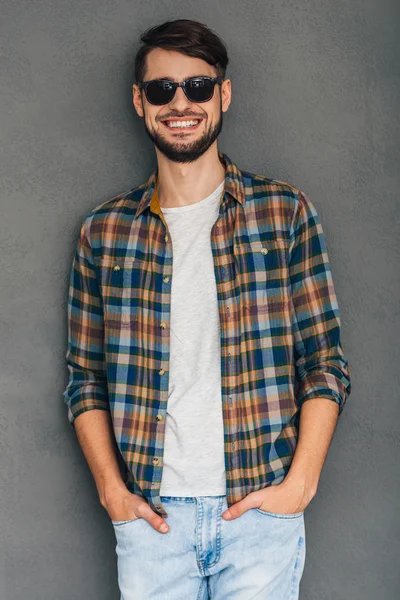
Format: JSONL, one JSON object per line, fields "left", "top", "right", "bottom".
{"left": 138, "top": 76, "right": 224, "bottom": 105}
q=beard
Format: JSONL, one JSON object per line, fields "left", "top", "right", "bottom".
{"left": 142, "top": 96, "right": 224, "bottom": 164}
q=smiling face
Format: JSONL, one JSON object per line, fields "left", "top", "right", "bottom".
{"left": 132, "top": 48, "right": 231, "bottom": 163}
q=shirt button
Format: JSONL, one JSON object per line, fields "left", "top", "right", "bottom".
{"left": 156, "top": 414, "right": 163, "bottom": 421}
{"left": 164, "top": 235, "right": 169, "bottom": 242}
{"left": 158, "top": 368, "right": 165, "bottom": 375}
{"left": 260, "top": 247, "right": 268, "bottom": 255}
{"left": 113, "top": 265, "right": 121, "bottom": 271}
{"left": 153, "top": 457, "right": 160, "bottom": 465}
{"left": 163, "top": 276, "right": 170, "bottom": 283}
{"left": 160, "top": 321, "right": 167, "bottom": 329}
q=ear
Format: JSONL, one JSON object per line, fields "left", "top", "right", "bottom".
{"left": 133, "top": 84, "right": 145, "bottom": 117}
{"left": 221, "top": 78, "right": 232, "bottom": 113}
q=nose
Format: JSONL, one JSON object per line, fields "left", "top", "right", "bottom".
{"left": 168, "top": 85, "right": 193, "bottom": 111}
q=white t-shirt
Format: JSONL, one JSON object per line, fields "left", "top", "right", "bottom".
{"left": 159, "top": 179, "right": 227, "bottom": 496}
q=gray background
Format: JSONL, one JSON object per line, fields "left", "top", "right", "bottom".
{"left": 1, "top": 0, "right": 399, "bottom": 598}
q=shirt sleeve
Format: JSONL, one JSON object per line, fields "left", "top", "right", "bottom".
{"left": 63, "top": 220, "right": 110, "bottom": 426}
{"left": 288, "top": 190, "right": 351, "bottom": 415}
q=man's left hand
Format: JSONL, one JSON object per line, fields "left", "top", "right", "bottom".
{"left": 221, "top": 478, "right": 315, "bottom": 520}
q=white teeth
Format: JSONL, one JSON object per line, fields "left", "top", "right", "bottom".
{"left": 165, "top": 120, "right": 199, "bottom": 128}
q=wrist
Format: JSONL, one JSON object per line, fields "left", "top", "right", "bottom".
{"left": 284, "top": 449, "right": 321, "bottom": 499}
{"left": 282, "top": 473, "right": 318, "bottom": 503}
{"left": 98, "top": 480, "right": 128, "bottom": 508}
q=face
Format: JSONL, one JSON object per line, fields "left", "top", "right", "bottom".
{"left": 132, "top": 48, "right": 231, "bottom": 163}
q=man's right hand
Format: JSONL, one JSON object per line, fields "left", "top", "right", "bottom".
{"left": 101, "top": 487, "right": 170, "bottom": 534}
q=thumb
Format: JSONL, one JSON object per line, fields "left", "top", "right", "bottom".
{"left": 222, "top": 495, "right": 259, "bottom": 520}
{"left": 140, "top": 503, "right": 170, "bottom": 534}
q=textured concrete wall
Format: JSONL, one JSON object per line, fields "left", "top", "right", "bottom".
{"left": 1, "top": 1, "right": 399, "bottom": 598}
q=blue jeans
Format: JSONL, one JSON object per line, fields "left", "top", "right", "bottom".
{"left": 112, "top": 495, "right": 306, "bottom": 599}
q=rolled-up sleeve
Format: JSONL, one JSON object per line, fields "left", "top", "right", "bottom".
{"left": 288, "top": 190, "right": 351, "bottom": 415}
{"left": 63, "top": 220, "right": 109, "bottom": 426}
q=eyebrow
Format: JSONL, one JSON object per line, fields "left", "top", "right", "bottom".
{"left": 151, "top": 74, "right": 211, "bottom": 82}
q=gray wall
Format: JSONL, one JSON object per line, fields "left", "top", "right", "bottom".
{"left": 1, "top": 1, "right": 399, "bottom": 598}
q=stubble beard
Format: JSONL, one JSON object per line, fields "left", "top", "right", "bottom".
{"left": 143, "top": 96, "right": 224, "bottom": 164}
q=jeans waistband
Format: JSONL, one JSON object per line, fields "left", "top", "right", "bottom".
{"left": 160, "top": 495, "right": 227, "bottom": 503}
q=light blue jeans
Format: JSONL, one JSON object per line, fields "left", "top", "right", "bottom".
{"left": 112, "top": 495, "right": 306, "bottom": 600}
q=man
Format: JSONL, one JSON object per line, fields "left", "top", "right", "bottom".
{"left": 64, "top": 18, "right": 351, "bottom": 600}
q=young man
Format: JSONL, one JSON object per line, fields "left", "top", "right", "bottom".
{"left": 64, "top": 18, "right": 351, "bottom": 600}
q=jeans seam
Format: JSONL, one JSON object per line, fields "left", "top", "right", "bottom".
{"left": 196, "top": 578, "right": 207, "bottom": 600}
{"left": 290, "top": 534, "right": 305, "bottom": 599}
{"left": 195, "top": 499, "right": 206, "bottom": 576}
{"left": 203, "top": 496, "right": 223, "bottom": 569}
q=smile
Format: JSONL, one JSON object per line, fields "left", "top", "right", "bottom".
{"left": 161, "top": 119, "right": 203, "bottom": 132}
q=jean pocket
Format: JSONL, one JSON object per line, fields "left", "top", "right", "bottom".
{"left": 111, "top": 517, "right": 142, "bottom": 527}
{"left": 254, "top": 508, "right": 304, "bottom": 519}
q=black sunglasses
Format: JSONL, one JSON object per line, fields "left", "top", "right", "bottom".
{"left": 138, "top": 76, "right": 224, "bottom": 105}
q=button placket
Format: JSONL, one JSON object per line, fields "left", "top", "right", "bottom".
{"left": 157, "top": 231, "right": 170, "bottom": 481}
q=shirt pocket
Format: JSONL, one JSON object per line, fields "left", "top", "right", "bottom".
{"left": 94, "top": 256, "right": 147, "bottom": 328}
{"left": 233, "top": 239, "right": 288, "bottom": 307}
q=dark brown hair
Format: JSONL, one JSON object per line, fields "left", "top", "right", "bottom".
{"left": 134, "top": 19, "right": 229, "bottom": 83}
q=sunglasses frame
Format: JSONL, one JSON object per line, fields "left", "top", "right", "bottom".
{"left": 138, "top": 76, "right": 224, "bottom": 105}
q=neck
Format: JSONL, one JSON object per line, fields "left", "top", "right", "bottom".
{"left": 155, "top": 147, "right": 226, "bottom": 209}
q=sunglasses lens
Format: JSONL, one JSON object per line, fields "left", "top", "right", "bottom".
{"left": 146, "top": 80, "right": 175, "bottom": 105}
{"left": 186, "top": 78, "right": 214, "bottom": 102}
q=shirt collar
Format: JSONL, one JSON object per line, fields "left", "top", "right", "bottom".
{"left": 134, "top": 151, "right": 246, "bottom": 220}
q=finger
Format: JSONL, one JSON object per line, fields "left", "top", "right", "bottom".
{"left": 138, "top": 504, "right": 169, "bottom": 534}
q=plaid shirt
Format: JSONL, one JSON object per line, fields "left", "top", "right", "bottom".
{"left": 64, "top": 151, "right": 351, "bottom": 518}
